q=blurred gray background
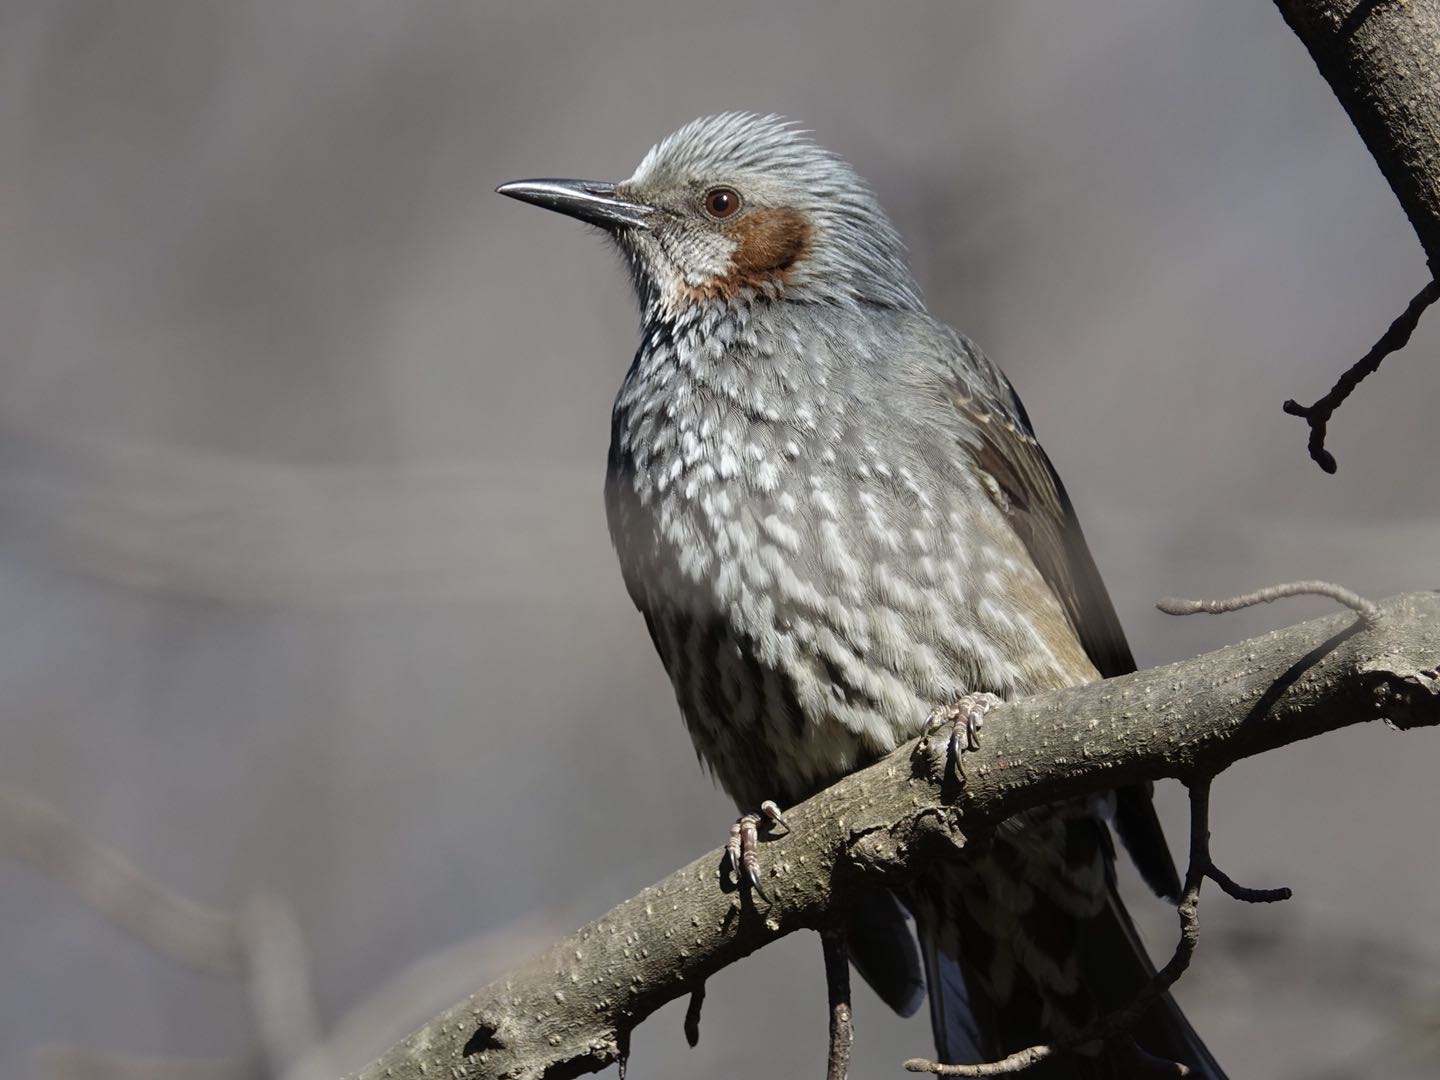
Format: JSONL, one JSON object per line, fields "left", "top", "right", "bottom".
{"left": 2, "top": 2, "right": 1438, "bottom": 1077}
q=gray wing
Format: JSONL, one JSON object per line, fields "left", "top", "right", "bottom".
{"left": 936, "top": 332, "right": 1180, "bottom": 900}
{"left": 938, "top": 336, "right": 1134, "bottom": 678}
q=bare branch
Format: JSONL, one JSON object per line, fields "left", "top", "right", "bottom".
{"left": 683, "top": 983, "right": 706, "bottom": 1049}
{"left": 1157, "top": 579, "right": 1379, "bottom": 622}
{"left": 0, "top": 785, "right": 242, "bottom": 977}
{"left": 293, "top": 913, "right": 573, "bottom": 1075}
{"left": 1273, "top": 1, "right": 1440, "bottom": 271}
{"left": 1271, "top": 0, "right": 1440, "bottom": 468}
{"left": 239, "top": 893, "right": 328, "bottom": 1080}
{"left": 823, "top": 930, "right": 854, "bottom": 1080}
{"left": 349, "top": 592, "right": 1440, "bottom": 1080}
{"left": 1281, "top": 278, "right": 1440, "bottom": 473}
{"left": 2, "top": 795, "right": 326, "bottom": 1080}
{"left": 1204, "top": 864, "right": 1291, "bottom": 905}
{"left": 1120, "top": 1039, "right": 1192, "bottom": 1077}
{"left": 903, "top": 1044, "right": 1056, "bottom": 1076}
{"left": 32, "top": 1046, "right": 252, "bottom": 1080}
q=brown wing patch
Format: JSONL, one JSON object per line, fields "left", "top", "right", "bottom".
{"left": 956, "top": 392, "right": 1035, "bottom": 516}
{"left": 951, "top": 389, "right": 1121, "bottom": 683}
{"left": 689, "top": 207, "right": 813, "bottom": 302}
{"left": 992, "top": 548, "right": 1100, "bottom": 690}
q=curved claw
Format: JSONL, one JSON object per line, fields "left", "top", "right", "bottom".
{"left": 724, "top": 801, "right": 790, "bottom": 901}
{"left": 919, "top": 692, "right": 1001, "bottom": 776}
{"left": 758, "top": 800, "right": 790, "bottom": 831}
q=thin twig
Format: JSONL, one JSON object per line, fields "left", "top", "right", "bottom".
{"left": 0, "top": 785, "right": 243, "bottom": 976}
{"left": 904, "top": 1045, "right": 1057, "bottom": 1076}
{"left": 32, "top": 1046, "right": 251, "bottom": 1080}
{"left": 1, "top": 787, "right": 347, "bottom": 1080}
{"left": 1206, "top": 864, "right": 1291, "bottom": 904}
{"left": 1157, "top": 579, "right": 1379, "bottom": 623}
{"left": 1283, "top": 277, "right": 1440, "bottom": 473}
{"left": 239, "top": 892, "right": 328, "bottom": 1079}
{"left": 1120, "top": 1038, "right": 1192, "bottom": 1076}
{"left": 822, "top": 929, "right": 854, "bottom": 1080}
{"left": 683, "top": 982, "right": 706, "bottom": 1048}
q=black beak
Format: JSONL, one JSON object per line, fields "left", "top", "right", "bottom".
{"left": 495, "top": 178, "right": 654, "bottom": 231}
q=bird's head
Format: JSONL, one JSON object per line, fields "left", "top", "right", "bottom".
{"left": 498, "top": 113, "right": 922, "bottom": 319}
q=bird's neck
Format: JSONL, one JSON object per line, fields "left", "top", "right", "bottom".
{"left": 626, "top": 295, "right": 793, "bottom": 417}
{"left": 610, "top": 296, "right": 823, "bottom": 508}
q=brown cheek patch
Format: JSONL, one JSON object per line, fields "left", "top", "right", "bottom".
{"left": 690, "top": 208, "right": 813, "bottom": 302}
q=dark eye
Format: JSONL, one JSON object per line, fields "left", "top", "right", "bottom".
{"left": 703, "top": 187, "right": 741, "bottom": 219}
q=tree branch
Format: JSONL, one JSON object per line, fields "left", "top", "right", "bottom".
{"left": 1275, "top": 0, "right": 1440, "bottom": 271}
{"left": 1281, "top": 278, "right": 1440, "bottom": 472}
{"left": 822, "top": 929, "right": 854, "bottom": 1080}
{"left": 1272, "top": 0, "right": 1440, "bottom": 470}
{"left": 1157, "top": 578, "right": 1380, "bottom": 621}
{"left": 350, "top": 592, "right": 1440, "bottom": 1080}
{"left": 0, "top": 785, "right": 243, "bottom": 977}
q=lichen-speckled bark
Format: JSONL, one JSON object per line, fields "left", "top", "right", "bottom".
{"left": 1275, "top": 0, "right": 1440, "bottom": 270}
{"left": 350, "top": 593, "right": 1440, "bottom": 1080}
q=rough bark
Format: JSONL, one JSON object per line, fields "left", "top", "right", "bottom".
{"left": 349, "top": 592, "right": 1440, "bottom": 1080}
{"left": 1275, "top": 0, "right": 1440, "bottom": 271}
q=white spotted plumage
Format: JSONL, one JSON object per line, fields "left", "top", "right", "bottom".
{"left": 607, "top": 291, "right": 1079, "bottom": 809}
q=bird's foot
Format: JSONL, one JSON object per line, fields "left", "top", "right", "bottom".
{"left": 917, "top": 692, "right": 1001, "bottom": 776}
{"left": 725, "top": 800, "right": 789, "bottom": 900}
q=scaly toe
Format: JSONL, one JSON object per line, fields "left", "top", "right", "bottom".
{"left": 927, "top": 692, "right": 1002, "bottom": 776}
{"left": 723, "top": 802, "right": 789, "bottom": 901}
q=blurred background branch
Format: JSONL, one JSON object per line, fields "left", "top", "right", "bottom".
{"left": 2, "top": 786, "right": 575, "bottom": 1079}
{"left": 0, "top": 785, "right": 243, "bottom": 977}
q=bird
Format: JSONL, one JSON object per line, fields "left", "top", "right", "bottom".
{"left": 498, "top": 113, "right": 1224, "bottom": 1078}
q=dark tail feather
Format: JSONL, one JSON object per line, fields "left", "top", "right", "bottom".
{"left": 1078, "top": 880, "right": 1227, "bottom": 1079}
{"left": 1113, "top": 782, "right": 1182, "bottom": 902}
{"left": 920, "top": 929, "right": 985, "bottom": 1065}
{"left": 912, "top": 815, "right": 1226, "bottom": 1079}
{"left": 845, "top": 885, "right": 927, "bottom": 1017}
{"left": 845, "top": 882, "right": 986, "bottom": 1065}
